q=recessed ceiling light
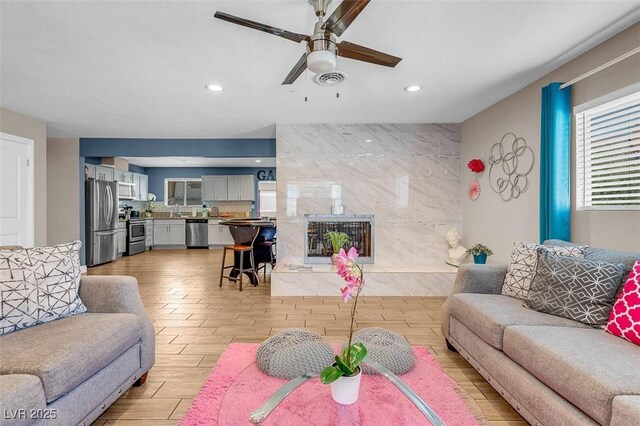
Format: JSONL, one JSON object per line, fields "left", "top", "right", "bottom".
{"left": 365, "top": 153, "right": 372, "bottom": 156}
{"left": 365, "top": 139, "right": 373, "bottom": 143}
{"left": 404, "top": 85, "right": 422, "bottom": 92}
{"left": 206, "top": 84, "right": 223, "bottom": 92}
{"left": 348, "top": 162, "right": 354, "bottom": 166}
{"left": 255, "top": 160, "right": 262, "bottom": 163}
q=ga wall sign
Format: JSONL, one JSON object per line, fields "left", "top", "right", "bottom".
{"left": 256, "top": 169, "right": 276, "bottom": 181}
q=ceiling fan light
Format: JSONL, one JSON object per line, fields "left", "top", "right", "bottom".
{"left": 307, "top": 50, "right": 337, "bottom": 73}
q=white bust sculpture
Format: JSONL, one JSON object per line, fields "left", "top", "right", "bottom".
{"left": 445, "top": 228, "right": 467, "bottom": 267}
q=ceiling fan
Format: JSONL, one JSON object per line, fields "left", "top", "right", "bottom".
{"left": 214, "top": 0, "right": 402, "bottom": 85}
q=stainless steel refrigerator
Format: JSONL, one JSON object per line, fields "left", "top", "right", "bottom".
{"left": 86, "top": 179, "right": 118, "bottom": 266}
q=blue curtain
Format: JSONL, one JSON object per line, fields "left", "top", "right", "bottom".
{"left": 540, "top": 82, "right": 572, "bottom": 243}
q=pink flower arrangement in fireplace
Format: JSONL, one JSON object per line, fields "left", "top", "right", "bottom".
{"left": 320, "top": 247, "right": 368, "bottom": 384}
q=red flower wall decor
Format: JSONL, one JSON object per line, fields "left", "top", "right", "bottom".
{"left": 467, "top": 159, "right": 485, "bottom": 173}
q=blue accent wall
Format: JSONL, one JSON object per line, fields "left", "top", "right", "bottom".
{"left": 129, "top": 164, "right": 146, "bottom": 174}
{"left": 80, "top": 138, "right": 276, "bottom": 157}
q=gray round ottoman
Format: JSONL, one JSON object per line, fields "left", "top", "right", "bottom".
{"left": 256, "top": 329, "right": 335, "bottom": 379}
{"left": 348, "top": 327, "right": 415, "bottom": 375}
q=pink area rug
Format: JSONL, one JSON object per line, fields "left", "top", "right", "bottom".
{"left": 181, "top": 343, "right": 483, "bottom": 425}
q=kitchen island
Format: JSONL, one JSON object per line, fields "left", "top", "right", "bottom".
{"left": 220, "top": 219, "right": 276, "bottom": 286}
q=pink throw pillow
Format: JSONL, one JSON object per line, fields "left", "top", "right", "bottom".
{"left": 605, "top": 260, "right": 640, "bottom": 345}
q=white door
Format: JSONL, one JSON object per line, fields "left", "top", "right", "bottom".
{"left": 0, "top": 133, "right": 34, "bottom": 247}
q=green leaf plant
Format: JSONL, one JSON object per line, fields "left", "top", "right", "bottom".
{"left": 326, "top": 231, "right": 350, "bottom": 255}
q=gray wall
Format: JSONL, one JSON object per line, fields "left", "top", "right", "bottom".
{"left": 46, "top": 138, "right": 80, "bottom": 245}
{"left": 0, "top": 107, "right": 47, "bottom": 246}
{"left": 461, "top": 22, "right": 640, "bottom": 261}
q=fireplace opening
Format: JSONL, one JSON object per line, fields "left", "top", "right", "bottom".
{"left": 304, "top": 214, "right": 374, "bottom": 264}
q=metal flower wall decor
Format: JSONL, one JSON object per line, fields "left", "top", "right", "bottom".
{"left": 488, "top": 132, "right": 535, "bottom": 202}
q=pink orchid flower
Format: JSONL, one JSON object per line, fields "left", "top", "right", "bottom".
{"left": 335, "top": 247, "right": 365, "bottom": 303}
{"left": 340, "top": 286, "right": 353, "bottom": 303}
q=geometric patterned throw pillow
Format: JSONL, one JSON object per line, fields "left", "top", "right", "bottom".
{"left": 605, "top": 260, "right": 640, "bottom": 345}
{"left": 502, "top": 242, "right": 588, "bottom": 300}
{"left": 524, "top": 248, "right": 625, "bottom": 327}
{"left": 0, "top": 241, "right": 86, "bottom": 335}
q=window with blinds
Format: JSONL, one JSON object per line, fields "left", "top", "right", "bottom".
{"left": 575, "top": 90, "right": 640, "bottom": 210}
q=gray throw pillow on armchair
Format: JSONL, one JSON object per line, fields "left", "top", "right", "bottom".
{"left": 524, "top": 248, "right": 625, "bottom": 327}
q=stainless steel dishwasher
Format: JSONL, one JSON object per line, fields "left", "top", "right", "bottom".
{"left": 186, "top": 219, "right": 209, "bottom": 248}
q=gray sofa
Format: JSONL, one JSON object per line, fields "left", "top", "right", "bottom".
{"left": 442, "top": 241, "right": 640, "bottom": 426}
{"left": 0, "top": 276, "right": 155, "bottom": 425}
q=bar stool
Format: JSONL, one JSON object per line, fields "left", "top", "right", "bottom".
{"left": 219, "top": 244, "right": 255, "bottom": 291}
{"left": 257, "top": 240, "right": 277, "bottom": 280}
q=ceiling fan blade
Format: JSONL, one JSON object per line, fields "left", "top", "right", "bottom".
{"left": 214, "top": 11, "right": 309, "bottom": 43}
{"left": 322, "top": 0, "right": 370, "bottom": 37}
{"left": 337, "top": 41, "right": 402, "bottom": 67}
{"left": 282, "top": 54, "right": 308, "bottom": 85}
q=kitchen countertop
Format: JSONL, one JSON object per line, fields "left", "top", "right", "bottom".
{"left": 152, "top": 216, "right": 230, "bottom": 220}
{"left": 119, "top": 216, "right": 238, "bottom": 221}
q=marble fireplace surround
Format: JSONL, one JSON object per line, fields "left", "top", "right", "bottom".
{"left": 272, "top": 123, "right": 462, "bottom": 296}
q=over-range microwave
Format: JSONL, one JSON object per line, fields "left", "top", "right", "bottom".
{"left": 118, "top": 182, "right": 136, "bottom": 200}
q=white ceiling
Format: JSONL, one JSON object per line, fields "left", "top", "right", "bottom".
{"left": 123, "top": 156, "right": 276, "bottom": 168}
{"left": 2, "top": 1, "right": 639, "bottom": 139}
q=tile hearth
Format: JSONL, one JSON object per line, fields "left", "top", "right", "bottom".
{"left": 271, "top": 259, "right": 458, "bottom": 297}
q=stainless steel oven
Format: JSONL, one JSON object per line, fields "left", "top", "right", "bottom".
{"left": 126, "top": 219, "right": 146, "bottom": 256}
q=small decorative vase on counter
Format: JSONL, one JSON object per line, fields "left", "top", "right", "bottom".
{"left": 330, "top": 367, "right": 362, "bottom": 405}
{"left": 473, "top": 254, "right": 487, "bottom": 264}
{"left": 331, "top": 254, "right": 339, "bottom": 265}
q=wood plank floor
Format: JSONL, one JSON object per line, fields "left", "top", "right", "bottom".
{"left": 89, "top": 249, "right": 525, "bottom": 425}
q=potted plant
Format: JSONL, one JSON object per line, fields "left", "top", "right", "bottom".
{"left": 320, "top": 247, "right": 367, "bottom": 405}
{"left": 326, "top": 231, "right": 350, "bottom": 263}
{"left": 466, "top": 243, "right": 493, "bottom": 264}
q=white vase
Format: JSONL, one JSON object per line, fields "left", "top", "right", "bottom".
{"left": 330, "top": 367, "right": 362, "bottom": 405}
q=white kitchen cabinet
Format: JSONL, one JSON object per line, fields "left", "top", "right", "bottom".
{"left": 117, "top": 222, "right": 127, "bottom": 255}
{"left": 95, "top": 165, "right": 114, "bottom": 182}
{"left": 169, "top": 224, "right": 185, "bottom": 245}
{"left": 153, "top": 220, "right": 185, "bottom": 246}
{"left": 145, "top": 219, "right": 153, "bottom": 249}
{"left": 115, "top": 170, "right": 133, "bottom": 183}
{"left": 201, "top": 175, "right": 254, "bottom": 201}
{"left": 208, "top": 224, "right": 220, "bottom": 245}
{"left": 239, "top": 175, "right": 255, "bottom": 201}
{"left": 227, "top": 175, "right": 254, "bottom": 201}
{"left": 202, "top": 176, "right": 216, "bottom": 202}
{"left": 153, "top": 225, "right": 170, "bottom": 245}
{"left": 208, "top": 220, "right": 234, "bottom": 246}
{"left": 202, "top": 175, "right": 229, "bottom": 201}
{"left": 227, "top": 176, "right": 240, "bottom": 201}
{"left": 132, "top": 173, "right": 149, "bottom": 201}
{"left": 220, "top": 225, "right": 234, "bottom": 245}
{"left": 214, "top": 176, "right": 228, "bottom": 200}
{"left": 139, "top": 174, "right": 148, "bottom": 201}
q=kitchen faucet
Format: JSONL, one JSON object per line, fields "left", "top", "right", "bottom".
{"left": 173, "top": 202, "right": 180, "bottom": 217}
